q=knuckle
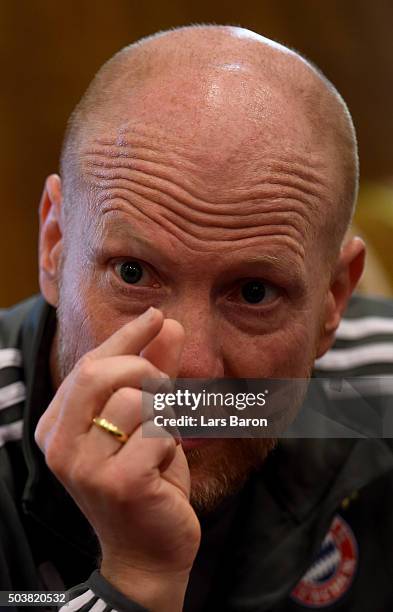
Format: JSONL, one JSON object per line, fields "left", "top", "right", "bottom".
{"left": 76, "top": 352, "right": 94, "bottom": 368}
{"left": 162, "top": 436, "right": 176, "bottom": 457}
{"left": 69, "top": 460, "right": 92, "bottom": 489}
{"left": 74, "top": 354, "right": 96, "bottom": 384}
{"left": 45, "top": 438, "right": 65, "bottom": 476}
{"left": 34, "top": 421, "right": 44, "bottom": 449}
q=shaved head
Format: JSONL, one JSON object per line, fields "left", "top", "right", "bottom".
{"left": 60, "top": 25, "right": 358, "bottom": 259}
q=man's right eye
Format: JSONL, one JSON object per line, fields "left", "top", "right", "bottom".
{"left": 116, "top": 261, "right": 144, "bottom": 284}
{"left": 111, "top": 259, "right": 162, "bottom": 291}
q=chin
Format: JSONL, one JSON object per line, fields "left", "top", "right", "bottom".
{"left": 185, "top": 437, "right": 276, "bottom": 515}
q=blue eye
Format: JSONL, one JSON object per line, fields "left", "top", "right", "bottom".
{"left": 241, "top": 281, "right": 266, "bottom": 304}
{"left": 118, "top": 261, "right": 143, "bottom": 284}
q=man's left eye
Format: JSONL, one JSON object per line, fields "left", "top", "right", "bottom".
{"left": 231, "top": 280, "right": 280, "bottom": 305}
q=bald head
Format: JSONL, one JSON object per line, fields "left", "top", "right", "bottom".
{"left": 60, "top": 25, "right": 358, "bottom": 258}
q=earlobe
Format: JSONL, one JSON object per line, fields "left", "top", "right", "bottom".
{"left": 316, "top": 237, "right": 366, "bottom": 358}
{"left": 38, "top": 174, "right": 63, "bottom": 307}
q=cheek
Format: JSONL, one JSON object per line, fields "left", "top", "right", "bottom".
{"left": 223, "top": 319, "right": 320, "bottom": 378}
{"left": 58, "top": 257, "right": 128, "bottom": 358}
{"left": 61, "top": 295, "right": 132, "bottom": 358}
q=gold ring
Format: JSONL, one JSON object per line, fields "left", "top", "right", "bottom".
{"left": 92, "top": 417, "right": 129, "bottom": 444}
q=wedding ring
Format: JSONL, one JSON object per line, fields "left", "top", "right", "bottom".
{"left": 92, "top": 417, "right": 129, "bottom": 444}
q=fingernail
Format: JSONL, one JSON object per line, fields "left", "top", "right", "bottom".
{"left": 139, "top": 307, "right": 155, "bottom": 322}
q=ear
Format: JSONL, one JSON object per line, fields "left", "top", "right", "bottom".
{"left": 38, "top": 174, "right": 63, "bottom": 307}
{"left": 316, "top": 236, "right": 366, "bottom": 358}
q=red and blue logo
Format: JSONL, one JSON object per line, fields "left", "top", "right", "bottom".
{"left": 291, "top": 515, "right": 358, "bottom": 608}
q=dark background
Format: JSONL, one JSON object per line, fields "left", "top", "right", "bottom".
{"left": 1, "top": 0, "right": 392, "bottom": 306}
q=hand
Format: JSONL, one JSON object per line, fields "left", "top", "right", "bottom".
{"left": 35, "top": 307, "right": 201, "bottom": 611}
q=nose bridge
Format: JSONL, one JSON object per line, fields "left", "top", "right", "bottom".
{"left": 168, "top": 295, "right": 224, "bottom": 379}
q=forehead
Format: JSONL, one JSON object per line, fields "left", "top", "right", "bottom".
{"left": 73, "top": 119, "right": 333, "bottom": 287}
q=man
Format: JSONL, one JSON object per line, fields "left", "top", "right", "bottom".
{"left": 1, "top": 24, "right": 393, "bottom": 611}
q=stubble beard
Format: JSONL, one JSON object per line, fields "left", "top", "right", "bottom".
{"left": 186, "top": 438, "right": 277, "bottom": 514}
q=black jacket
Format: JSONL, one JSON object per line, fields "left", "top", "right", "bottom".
{"left": 0, "top": 295, "right": 393, "bottom": 611}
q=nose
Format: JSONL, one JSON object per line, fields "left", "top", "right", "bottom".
{"left": 167, "top": 303, "right": 224, "bottom": 379}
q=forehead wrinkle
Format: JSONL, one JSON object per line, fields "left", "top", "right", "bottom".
{"left": 85, "top": 170, "right": 322, "bottom": 228}
{"left": 81, "top": 143, "right": 328, "bottom": 232}
{"left": 83, "top": 154, "right": 328, "bottom": 208}
{"left": 81, "top": 130, "right": 330, "bottom": 191}
{"left": 83, "top": 182, "right": 317, "bottom": 258}
{"left": 80, "top": 171, "right": 317, "bottom": 261}
{"left": 90, "top": 196, "right": 307, "bottom": 261}
{"left": 96, "top": 196, "right": 314, "bottom": 263}
{"left": 97, "top": 215, "right": 292, "bottom": 265}
{"left": 96, "top": 212, "right": 307, "bottom": 274}
{"left": 84, "top": 173, "right": 315, "bottom": 247}
{"left": 84, "top": 130, "right": 198, "bottom": 168}
{"left": 99, "top": 191, "right": 312, "bottom": 234}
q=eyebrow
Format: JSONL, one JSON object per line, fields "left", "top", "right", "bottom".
{"left": 244, "top": 254, "right": 280, "bottom": 265}
{"left": 234, "top": 253, "right": 306, "bottom": 288}
{"left": 92, "top": 215, "right": 176, "bottom": 267}
{"left": 99, "top": 223, "right": 154, "bottom": 250}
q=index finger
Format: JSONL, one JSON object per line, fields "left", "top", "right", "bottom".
{"left": 90, "top": 307, "right": 164, "bottom": 359}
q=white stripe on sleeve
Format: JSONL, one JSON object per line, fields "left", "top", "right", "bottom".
{"left": 315, "top": 343, "right": 393, "bottom": 370}
{"left": 322, "top": 375, "right": 393, "bottom": 399}
{"left": 0, "top": 348, "right": 22, "bottom": 370}
{"left": 89, "top": 599, "right": 107, "bottom": 612}
{"left": 0, "top": 419, "right": 23, "bottom": 447}
{"left": 0, "top": 381, "right": 26, "bottom": 410}
{"left": 60, "top": 589, "right": 95, "bottom": 612}
{"left": 336, "top": 317, "right": 393, "bottom": 340}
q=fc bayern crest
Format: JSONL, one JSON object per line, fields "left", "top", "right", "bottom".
{"left": 291, "top": 515, "right": 358, "bottom": 608}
